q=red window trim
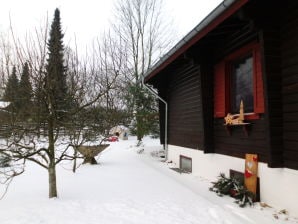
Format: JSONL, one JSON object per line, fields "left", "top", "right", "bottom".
{"left": 214, "top": 42, "right": 265, "bottom": 119}
{"left": 225, "top": 42, "right": 259, "bottom": 61}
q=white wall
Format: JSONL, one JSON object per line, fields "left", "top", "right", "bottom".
{"left": 168, "top": 145, "right": 298, "bottom": 216}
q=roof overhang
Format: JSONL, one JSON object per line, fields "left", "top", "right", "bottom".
{"left": 144, "top": 0, "right": 249, "bottom": 82}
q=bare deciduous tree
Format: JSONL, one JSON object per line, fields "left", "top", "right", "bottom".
{"left": 0, "top": 0, "right": 173, "bottom": 198}
{"left": 111, "top": 0, "right": 174, "bottom": 141}
{"left": 0, "top": 10, "right": 126, "bottom": 198}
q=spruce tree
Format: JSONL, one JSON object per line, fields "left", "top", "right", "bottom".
{"left": 45, "top": 8, "right": 69, "bottom": 198}
{"left": 128, "top": 84, "right": 159, "bottom": 140}
{"left": 3, "top": 66, "right": 19, "bottom": 113}
{"left": 45, "top": 8, "right": 68, "bottom": 119}
{"left": 18, "top": 62, "right": 33, "bottom": 120}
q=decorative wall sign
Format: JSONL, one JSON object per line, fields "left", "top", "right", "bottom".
{"left": 224, "top": 100, "right": 251, "bottom": 136}
{"left": 224, "top": 100, "right": 245, "bottom": 125}
{"left": 244, "top": 154, "right": 258, "bottom": 199}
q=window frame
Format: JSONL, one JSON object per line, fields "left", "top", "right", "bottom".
{"left": 214, "top": 42, "right": 265, "bottom": 120}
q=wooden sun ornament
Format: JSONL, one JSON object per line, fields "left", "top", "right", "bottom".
{"left": 224, "top": 100, "right": 245, "bottom": 125}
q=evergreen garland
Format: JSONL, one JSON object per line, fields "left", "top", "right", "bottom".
{"left": 209, "top": 173, "right": 254, "bottom": 207}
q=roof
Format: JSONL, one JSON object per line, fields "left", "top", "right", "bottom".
{"left": 0, "top": 101, "right": 10, "bottom": 108}
{"left": 144, "top": 0, "right": 249, "bottom": 82}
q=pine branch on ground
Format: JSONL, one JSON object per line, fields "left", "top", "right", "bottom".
{"left": 209, "top": 173, "right": 255, "bottom": 207}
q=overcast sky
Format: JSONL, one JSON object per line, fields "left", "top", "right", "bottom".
{"left": 0, "top": 0, "right": 222, "bottom": 51}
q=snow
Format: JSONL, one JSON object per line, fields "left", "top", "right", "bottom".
{"left": 0, "top": 136, "right": 297, "bottom": 224}
{"left": 0, "top": 101, "right": 10, "bottom": 108}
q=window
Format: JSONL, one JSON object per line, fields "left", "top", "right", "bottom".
{"left": 214, "top": 42, "right": 264, "bottom": 119}
{"left": 231, "top": 54, "right": 253, "bottom": 113}
{"left": 180, "top": 155, "right": 192, "bottom": 173}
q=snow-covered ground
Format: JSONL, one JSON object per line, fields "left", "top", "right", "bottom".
{"left": 0, "top": 136, "right": 297, "bottom": 224}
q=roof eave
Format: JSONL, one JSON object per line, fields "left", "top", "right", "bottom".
{"left": 144, "top": 0, "right": 249, "bottom": 82}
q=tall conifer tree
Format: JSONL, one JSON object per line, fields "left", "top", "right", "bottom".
{"left": 3, "top": 66, "right": 19, "bottom": 112}
{"left": 45, "top": 8, "right": 67, "bottom": 198}
{"left": 45, "top": 8, "right": 68, "bottom": 118}
{"left": 19, "top": 62, "right": 33, "bottom": 120}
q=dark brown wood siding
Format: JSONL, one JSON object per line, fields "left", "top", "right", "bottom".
{"left": 257, "top": 1, "right": 283, "bottom": 167}
{"left": 167, "top": 61, "right": 203, "bottom": 149}
{"left": 214, "top": 117, "right": 267, "bottom": 161}
{"left": 158, "top": 88, "right": 166, "bottom": 145}
{"left": 281, "top": 1, "right": 298, "bottom": 170}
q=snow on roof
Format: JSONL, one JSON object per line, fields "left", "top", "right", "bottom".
{"left": 110, "top": 125, "right": 129, "bottom": 133}
{"left": 0, "top": 101, "right": 10, "bottom": 108}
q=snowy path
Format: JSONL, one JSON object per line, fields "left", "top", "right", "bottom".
{"left": 0, "top": 137, "right": 296, "bottom": 224}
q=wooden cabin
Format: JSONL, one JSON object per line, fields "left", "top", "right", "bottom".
{"left": 145, "top": 0, "right": 298, "bottom": 216}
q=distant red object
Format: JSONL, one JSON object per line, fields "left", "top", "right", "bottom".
{"left": 107, "top": 136, "right": 118, "bottom": 142}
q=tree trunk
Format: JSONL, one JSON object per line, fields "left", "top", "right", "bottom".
{"left": 48, "top": 163, "right": 58, "bottom": 198}
{"left": 72, "top": 149, "right": 77, "bottom": 173}
{"left": 48, "top": 112, "right": 58, "bottom": 198}
{"left": 137, "top": 129, "right": 143, "bottom": 141}
{"left": 136, "top": 87, "right": 144, "bottom": 141}
{"left": 136, "top": 112, "right": 143, "bottom": 141}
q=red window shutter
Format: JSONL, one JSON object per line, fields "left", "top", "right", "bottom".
{"left": 214, "top": 61, "right": 226, "bottom": 118}
{"left": 253, "top": 45, "right": 265, "bottom": 114}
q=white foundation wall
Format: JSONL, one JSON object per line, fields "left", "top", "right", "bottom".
{"left": 168, "top": 145, "right": 298, "bottom": 216}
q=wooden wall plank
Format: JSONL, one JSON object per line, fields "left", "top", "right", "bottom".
{"left": 166, "top": 61, "right": 203, "bottom": 149}
{"left": 281, "top": 0, "right": 298, "bottom": 169}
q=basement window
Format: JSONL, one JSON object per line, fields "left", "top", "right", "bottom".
{"left": 180, "top": 155, "right": 192, "bottom": 173}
